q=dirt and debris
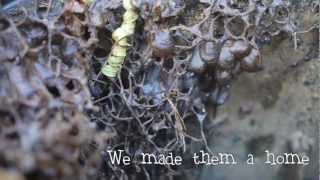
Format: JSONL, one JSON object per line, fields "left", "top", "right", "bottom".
{"left": 0, "top": 0, "right": 319, "bottom": 180}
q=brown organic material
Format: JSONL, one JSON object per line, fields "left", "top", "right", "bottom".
{"left": 0, "top": 0, "right": 317, "bottom": 180}
{"left": 229, "top": 39, "right": 251, "bottom": 59}
{"left": 151, "top": 29, "right": 174, "bottom": 58}
{"left": 241, "top": 48, "right": 263, "bottom": 72}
